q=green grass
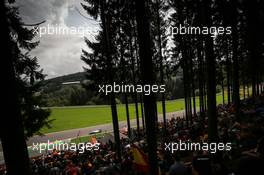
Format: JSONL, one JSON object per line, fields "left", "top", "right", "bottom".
{"left": 41, "top": 93, "right": 227, "bottom": 134}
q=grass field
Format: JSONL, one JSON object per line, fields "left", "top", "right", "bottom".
{"left": 41, "top": 93, "right": 228, "bottom": 133}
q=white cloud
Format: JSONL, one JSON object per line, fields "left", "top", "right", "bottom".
{"left": 16, "top": 0, "right": 99, "bottom": 78}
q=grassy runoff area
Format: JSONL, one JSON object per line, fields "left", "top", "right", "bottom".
{"left": 41, "top": 93, "right": 227, "bottom": 134}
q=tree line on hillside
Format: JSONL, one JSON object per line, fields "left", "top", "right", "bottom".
{"left": 41, "top": 72, "right": 185, "bottom": 106}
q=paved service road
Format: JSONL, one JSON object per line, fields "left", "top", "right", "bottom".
{"left": 27, "top": 110, "right": 185, "bottom": 145}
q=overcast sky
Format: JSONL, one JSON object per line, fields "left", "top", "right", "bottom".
{"left": 16, "top": 0, "right": 99, "bottom": 79}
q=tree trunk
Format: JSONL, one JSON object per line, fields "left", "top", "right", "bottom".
{"left": 245, "top": 0, "right": 258, "bottom": 97}
{"left": 124, "top": 93, "right": 131, "bottom": 138}
{"left": 131, "top": 31, "right": 141, "bottom": 135}
{"left": 0, "top": 1, "right": 32, "bottom": 174}
{"left": 197, "top": 39, "right": 205, "bottom": 119}
{"left": 140, "top": 94, "right": 145, "bottom": 131}
{"left": 134, "top": 95, "right": 140, "bottom": 136}
{"left": 247, "top": 84, "right": 250, "bottom": 97}
{"left": 135, "top": 0, "right": 158, "bottom": 174}
{"left": 131, "top": 53, "right": 140, "bottom": 136}
{"left": 100, "top": 0, "right": 121, "bottom": 160}
{"left": 231, "top": 1, "right": 240, "bottom": 120}
{"left": 155, "top": 0, "right": 167, "bottom": 133}
{"left": 203, "top": 0, "right": 218, "bottom": 142}
{"left": 226, "top": 41, "right": 232, "bottom": 105}
{"left": 190, "top": 51, "right": 196, "bottom": 116}
{"left": 221, "top": 64, "right": 225, "bottom": 104}
{"left": 118, "top": 0, "right": 131, "bottom": 139}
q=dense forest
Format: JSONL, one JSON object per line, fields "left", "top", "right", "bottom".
{"left": 79, "top": 0, "right": 264, "bottom": 173}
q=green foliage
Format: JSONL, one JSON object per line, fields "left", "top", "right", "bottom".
{"left": 115, "top": 98, "right": 122, "bottom": 104}
{"left": 216, "top": 85, "right": 222, "bottom": 93}
{"left": 6, "top": 3, "right": 51, "bottom": 138}
{"left": 163, "top": 75, "right": 184, "bottom": 100}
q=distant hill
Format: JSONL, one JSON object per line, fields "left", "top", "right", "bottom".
{"left": 40, "top": 72, "right": 95, "bottom": 107}
{"left": 42, "top": 72, "right": 87, "bottom": 93}
{"left": 40, "top": 70, "right": 185, "bottom": 107}
{"left": 45, "top": 72, "right": 87, "bottom": 85}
